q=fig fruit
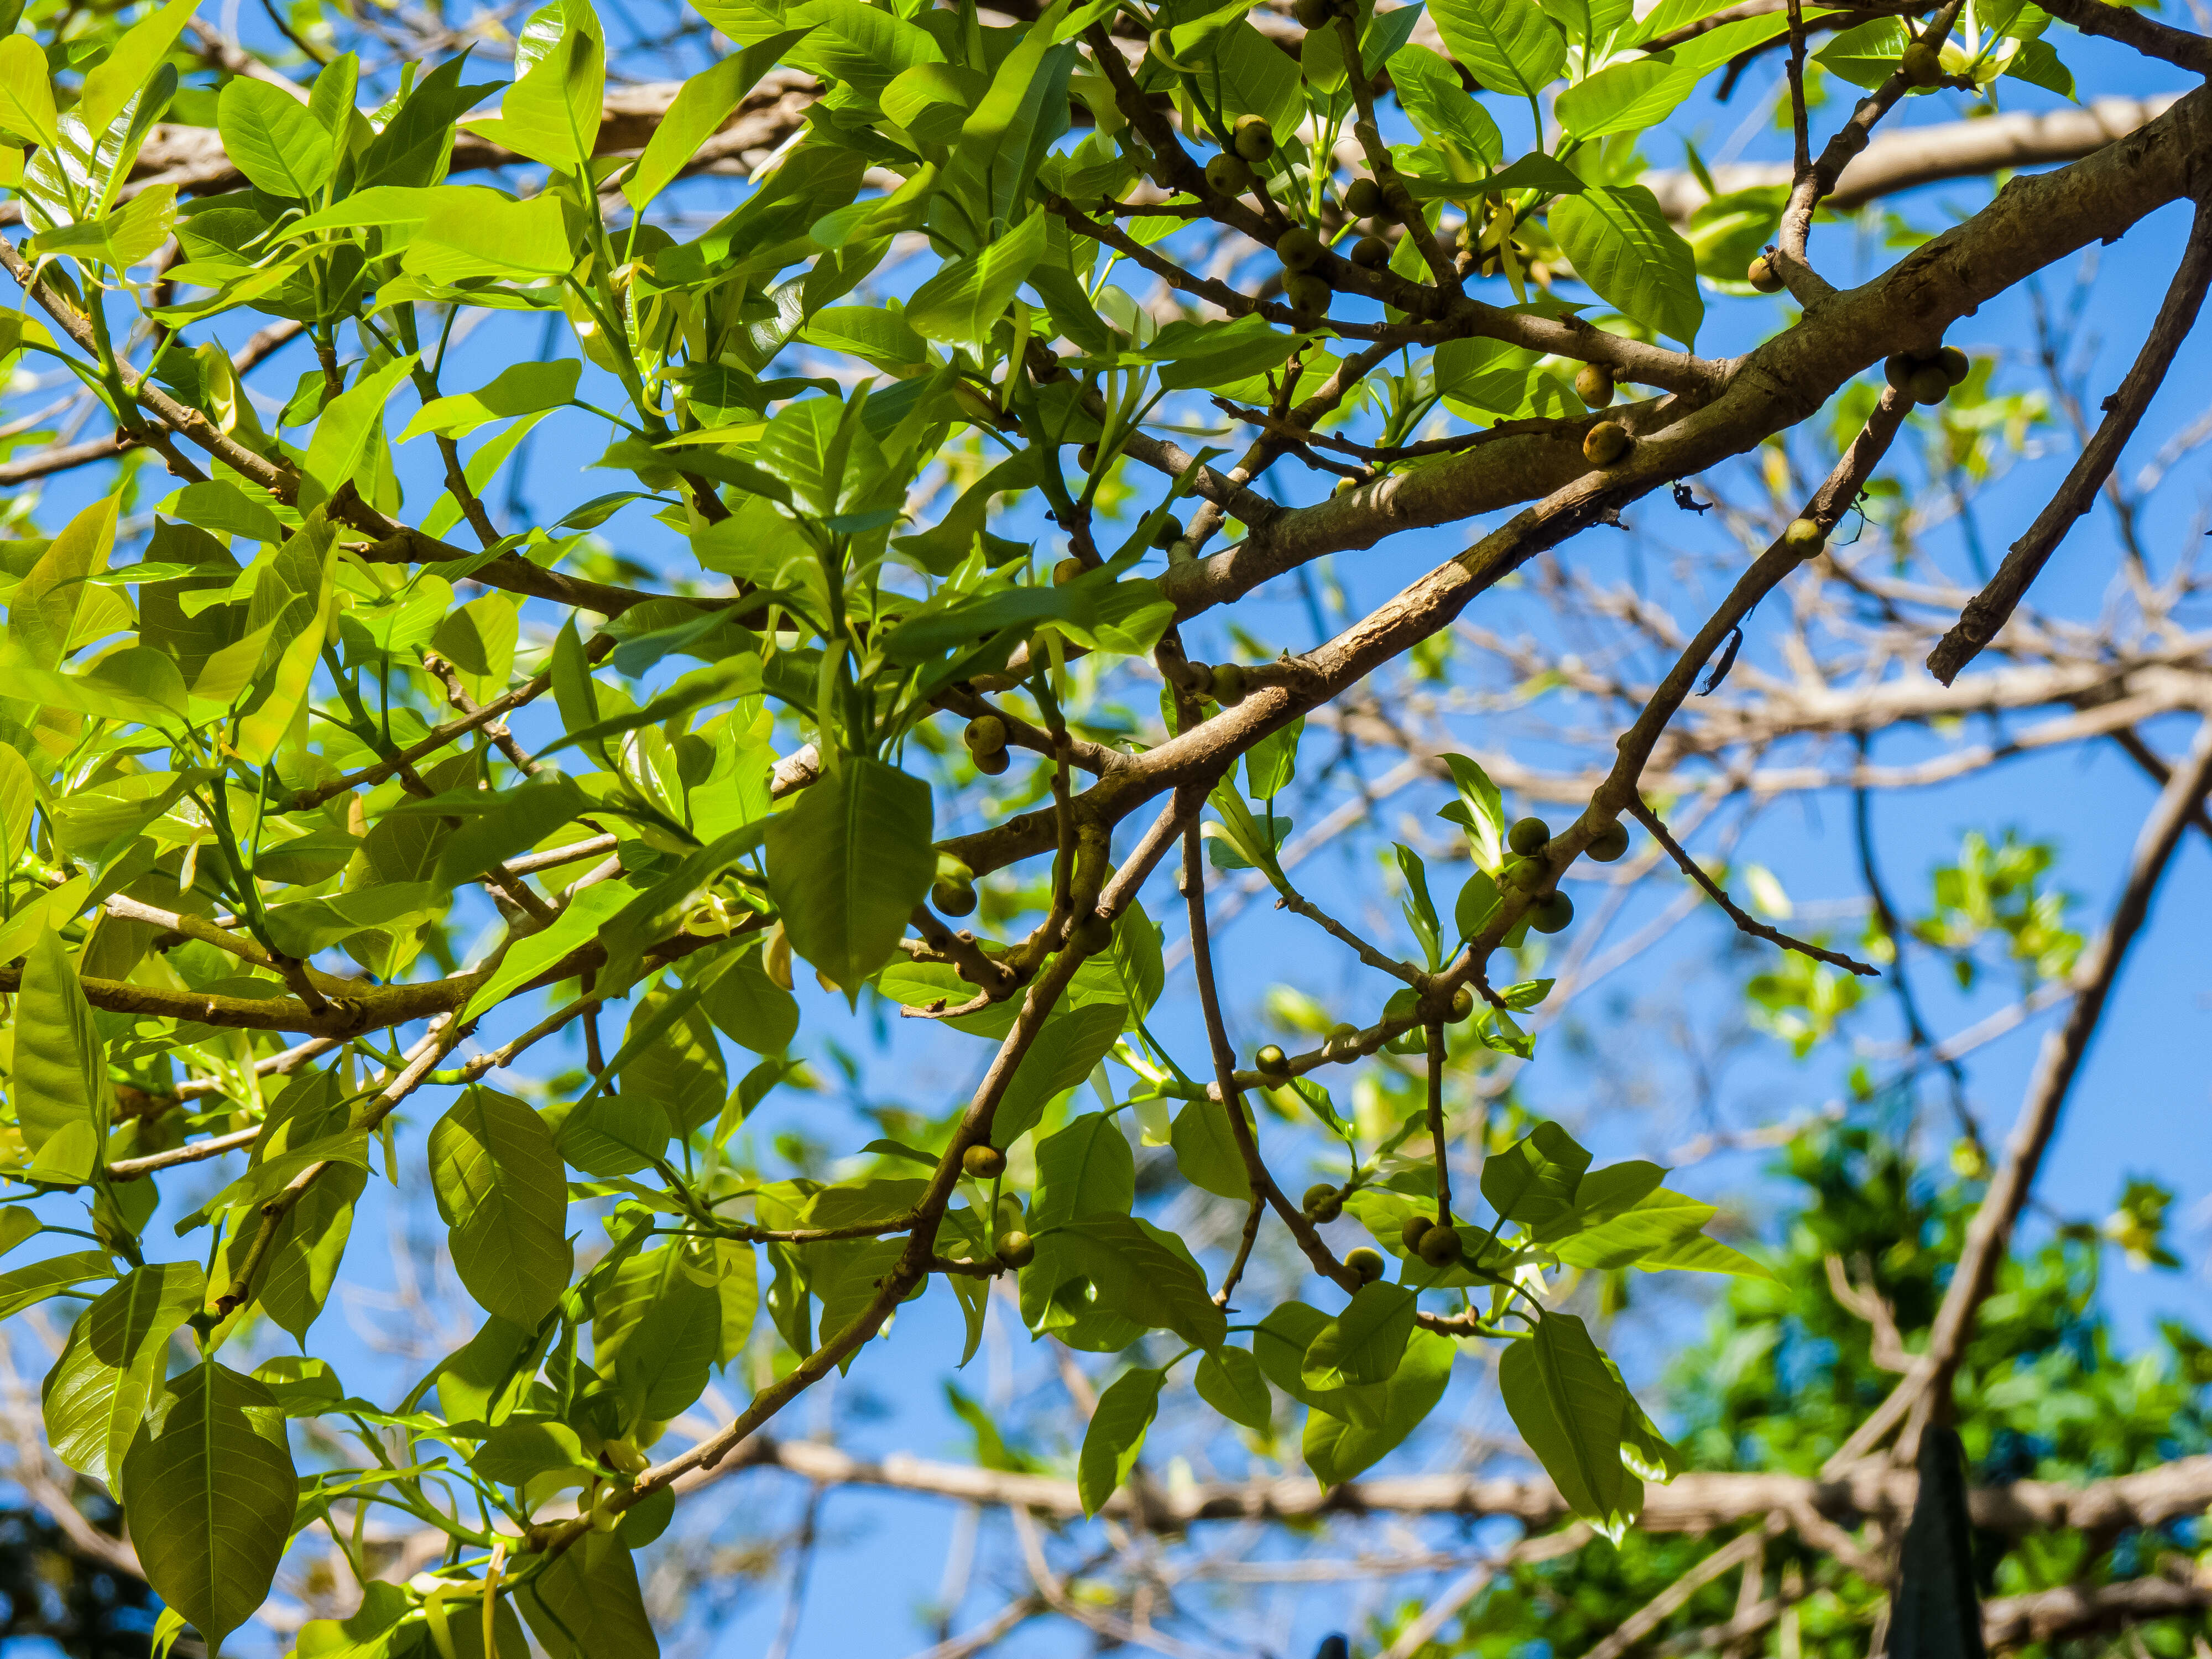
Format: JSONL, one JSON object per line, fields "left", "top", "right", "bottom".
{"left": 1350, "top": 234, "right": 1390, "bottom": 269}
{"left": 1583, "top": 421, "right": 1632, "bottom": 466}
{"left": 1343, "top": 178, "right": 1384, "bottom": 220}
{"left": 1053, "top": 556, "right": 1084, "bottom": 585}
{"left": 1508, "top": 816, "right": 1551, "bottom": 856}
{"left": 1588, "top": 820, "right": 1631, "bottom": 862}
{"left": 1293, "top": 0, "right": 1329, "bottom": 25}
{"left": 1255, "top": 1043, "right": 1290, "bottom": 1077}
{"left": 1574, "top": 362, "right": 1615, "bottom": 408}
{"left": 1206, "top": 153, "right": 1254, "bottom": 196}
{"left": 1416, "top": 1223, "right": 1464, "bottom": 1266}
{"left": 974, "top": 747, "right": 1010, "bottom": 776}
{"left": 1285, "top": 271, "right": 1332, "bottom": 314}
{"left": 1070, "top": 910, "right": 1117, "bottom": 954}
{"left": 1401, "top": 1214, "right": 1433, "bottom": 1253}
{"left": 1900, "top": 40, "right": 1943, "bottom": 86}
{"left": 1747, "top": 254, "right": 1785, "bottom": 293}
{"left": 1153, "top": 515, "right": 1186, "bottom": 549}
{"left": 1303, "top": 1182, "right": 1344, "bottom": 1223}
{"left": 1782, "top": 518, "right": 1825, "bottom": 556}
{"left": 963, "top": 1144, "right": 1007, "bottom": 1180}
{"left": 1531, "top": 891, "right": 1574, "bottom": 934}
{"left": 1937, "top": 345, "right": 1970, "bottom": 385}
{"left": 932, "top": 877, "right": 978, "bottom": 917}
{"left": 1211, "top": 662, "right": 1249, "bottom": 705}
{"left": 1909, "top": 363, "right": 1952, "bottom": 405}
{"left": 1277, "top": 226, "right": 1325, "bottom": 270}
{"left": 1345, "top": 1246, "right": 1386, "bottom": 1283}
{"left": 997, "top": 1230, "right": 1036, "bottom": 1267}
{"left": 1233, "top": 114, "right": 1276, "bottom": 163}
{"left": 965, "top": 715, "right": 1006, "bottom": 755}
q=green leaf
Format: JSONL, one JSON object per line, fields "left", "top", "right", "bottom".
{"left": 119, "top": 1360, "right": 298, "bottom": 1655}
{"left": 78, "top": 0, "right": 196, "bottom": 141}
{"left": 429, "top": 1088, "right": 573, "bottom": 1327}
{"left": 471, "top": 1418, "right": 593, "bottom": 1485}
{"left": 470, "top": 17, "right": 604, "bottom": 171}
{"left": 593, "top": 1243, "right": 722, "bottom": 1425}
{"left": 0, "top": 35, "right": 59, "bottom": 149}
{"left": 698, "top": 946, "right": 800, "bottom": 1053}
{"left": 400, "top": 187, "right": 577, "bottom": 283}
{"left": 216, "top": 79, "right": 331, "bottom": 200}
{"left": 995, "top": 1000, "right": 1129, "bottom": 1148}
{"left": 13, "top": 927, "right": 110, "bottom": 1182}
{"left": 1497, "top": 1311, "right": 1641, "bottom": 1540}
{"left": 517, "top": 1537, "right": 660, "bottom": 1657}
{"left": 1195, "top": 1345, "right": 1272, "bottom": 1430}
{"left": 1032, "top": 1112, "right": 1136, "bottom": 1224}
{"left": 1552, "top": 1187, "right": 1773, "bottom": 1276}
{"left": 43, "top": 1262, "right": 205, "bottom": 1484}
{"left": 713, "top": 1238, "right": 759, "bottom": 1363}
{"left": 462, "top": 879, "right": 632, "bottom": 1020}
{"left": 303, "top": 356, "right": 417, "bottom": 497}
{"left": 1430, "top": 0, "right": 1566, "bottom": 98}
{"left": 1482, "top": 1121, "right": 1593, "bottom": 1228}
{"left": 1053, "top": 1215, "right": 1227, "bottom": 1350}
{"left": 906, "top": 209, "right": 1048, "bottom": 346}
{"left": 621, "top": 979, "right": 728, "bottom": 1139}
{"left": 765, "top": 756, "right": 935, "bottom": 994}
{"left": 260, "top": 883, "right": 440, "bottom": 959}
{"left": 401, "top": 359, "right": 582, "bottom": 440}
{"left": 1551, "top": 184, "right": 1704, "bottom": 346}
{"left": 1389, "top": 42, "right": 1503, "bottom": 166}
{"left": 259, "top": 1162, "right": 364, "bottom": 1342}
{"left": 1301, "top": 1281, "right": 1419, "bottom": 1390}
{"left": 1077, "top": 1365, "right": 1165, "bottom": 1516}
{"left": 1813, "top": 15, "right": 1908, "bottom": 86}
{"left": 1170, "top": 1095, "right": 1252, "bottom": 1201}
{"left": 1439, "top": 753, "right": 1504, "bottom": 874}
{"left": 627, "top": 29, "right": 812, "bottom": 208}
{"left": 0, "top": 1251, "right": 117, "bottom": 1319}
{"left": 1303, "top": 1327, "right": 1454, "bottom": 1483}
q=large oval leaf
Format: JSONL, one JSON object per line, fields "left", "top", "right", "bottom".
{"left": 429, "top": 1087, "right": 573, "bottom": 1327}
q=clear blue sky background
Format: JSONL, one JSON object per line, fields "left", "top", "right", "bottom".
{"left": 6, "top": 13, "right": 2210, "bottom": 1656}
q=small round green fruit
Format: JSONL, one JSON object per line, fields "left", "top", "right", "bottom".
{"left": 1582, "top": 421, "right": 1632, "bottom": 466}
{"left": 1293, "top": 0, "right": 1330, "bottom": 25}
{"left": 1077, "top": 442, "right": 1100, "bottom": 471}
{"left": 1531, "top": 891, "right": 1575, "bottom": 934}
{"left": 1325, "top": 1022, "right": 1360, "bottom": 1052}
{"left": 1343, "top": 178, "right": 1384, "bottom": 220}
{"left": 1900, "top": 40, "right": 1943, "bottom": 86}
{"left": 1937, "top": 345, "right": 1970, "bottom": 385}
{"left": 1053, "top": 556, "right": 1084, "bottom": 586}
{"left": 1588, "top": 821, "right": 1631, "bottom": 863}
{"left": 1350, "top": 234, "right": 1390, "bottom": 269}
{"left": 1782, "top": 518, "right": 1825, "bottom": 556}
{"left": 932, "top": 878, "right": 978, "bottom": 917}
{"left": 1747, "top": 254, "right": 1785, "bottom": 293}
{"left": 1909, "top": 363, "right": 1952, "bottom": 405}
{"left": 964, "top": 714, "right": 1006, "bottom": 755}
{"left": 1153, "top": 515, "right": 1185, "bottom": 549}
{"left": 1255, "top": 1043, "right": 1290, "bottom": 1078}
{"left": 963, "top": 1144, "right": 1007, "bottom": 1180}
{"left": 1345, "top": 1246, "right": 1386, "bottom": 1284}
{"left": 1284, "top": 271, "right": 1331, "bottom": 316}
{"left": 1574, "top": 362, "right": 1615, "bottom": 408}
{"left": 1509, "top": 816, "right": 1551, "bottom": 856}
{"left": 997, "top": 1230, "right": 1036, "bottom": 1267}
{"left": 1277, "top": 226, "right": 1325, "bottom": 271}
{"left": 1416, "top": 1223, "right": 1464, "bottom": 1266}
{"left": 974, "top": 747, "right": 1010, "bottom": 776}
{"left": 1400, "top": 1214, "right": 1432, "bottom": 1253}
{"left": 1303, "top": 1183, "right": 1344, "bottom": 1223}
{"left": 1448, "top": 985, "right": 1475, "bottom": 1021}
{"left": 1206, "top": 153, "right": 1254, "bottom": 196}
{"left": 1211, "top": 662, "right": 1248, "bottom": 706}
{"left": 1885, "top": 352, "right": 1916, "bottom": 392}
{"left": 1233, "top": 113, "right": 1275, "bottom": 163}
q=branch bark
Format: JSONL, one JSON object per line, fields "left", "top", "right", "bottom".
{"left": 1929, "top": 192, "right": 2212, "bottom": 684}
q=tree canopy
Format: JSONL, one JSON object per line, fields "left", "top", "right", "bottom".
{"left": 0, "top": 0, "right": 2205, "bottom": 1649}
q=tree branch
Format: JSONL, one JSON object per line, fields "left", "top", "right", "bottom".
{"left": 1929, "top": 191, "right": 2212, "bottom": 684}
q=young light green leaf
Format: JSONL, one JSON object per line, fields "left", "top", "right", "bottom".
{"left": 1077, "top": 1365, "right": 1165, "bottom": 1516}
{"left": 216, "top": 77, "right": 332, "bottom": 200}
{"left": 906, "top": 209, "right": 1048, "bottom": 346}
{"left": 428, "top": 1087, "right": 573, "bottom": 1327}
{"left": 13, "top": 926, "right": 111, "bottom": 1183}
{"left": 517, "top": 1536, "right": 660, "bottom": 1657}
{"left": 626, "top": 30, "right": 811, "bottom": 208}
{"left": 1482, "top": 1121, "right": 1594, "bottom": 1228}
{"left": 593, "top": 1243, "right": 722, "bottom": 1425}
{"left": 1053, "top": 1215, "right": 1227, "bottom": 1350}
{"left": 994, "top": 999, "right": 1129, "bottom": 1148}
{"left": 401, "top": 359, "right": 582, "bottom": 441}
{"left": 0, "top": 36, "right": 59, "bottom": 149}
{"left": 1303, "top": 1327, "right": 1454, "bottom": 1483}
{"left": 1170, "top": 1096, "right": 1252, "bottom": 1201}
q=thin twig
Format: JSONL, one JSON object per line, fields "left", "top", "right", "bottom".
{"left": 1628, "top": 799, "right": 1880, "bottom": 977}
